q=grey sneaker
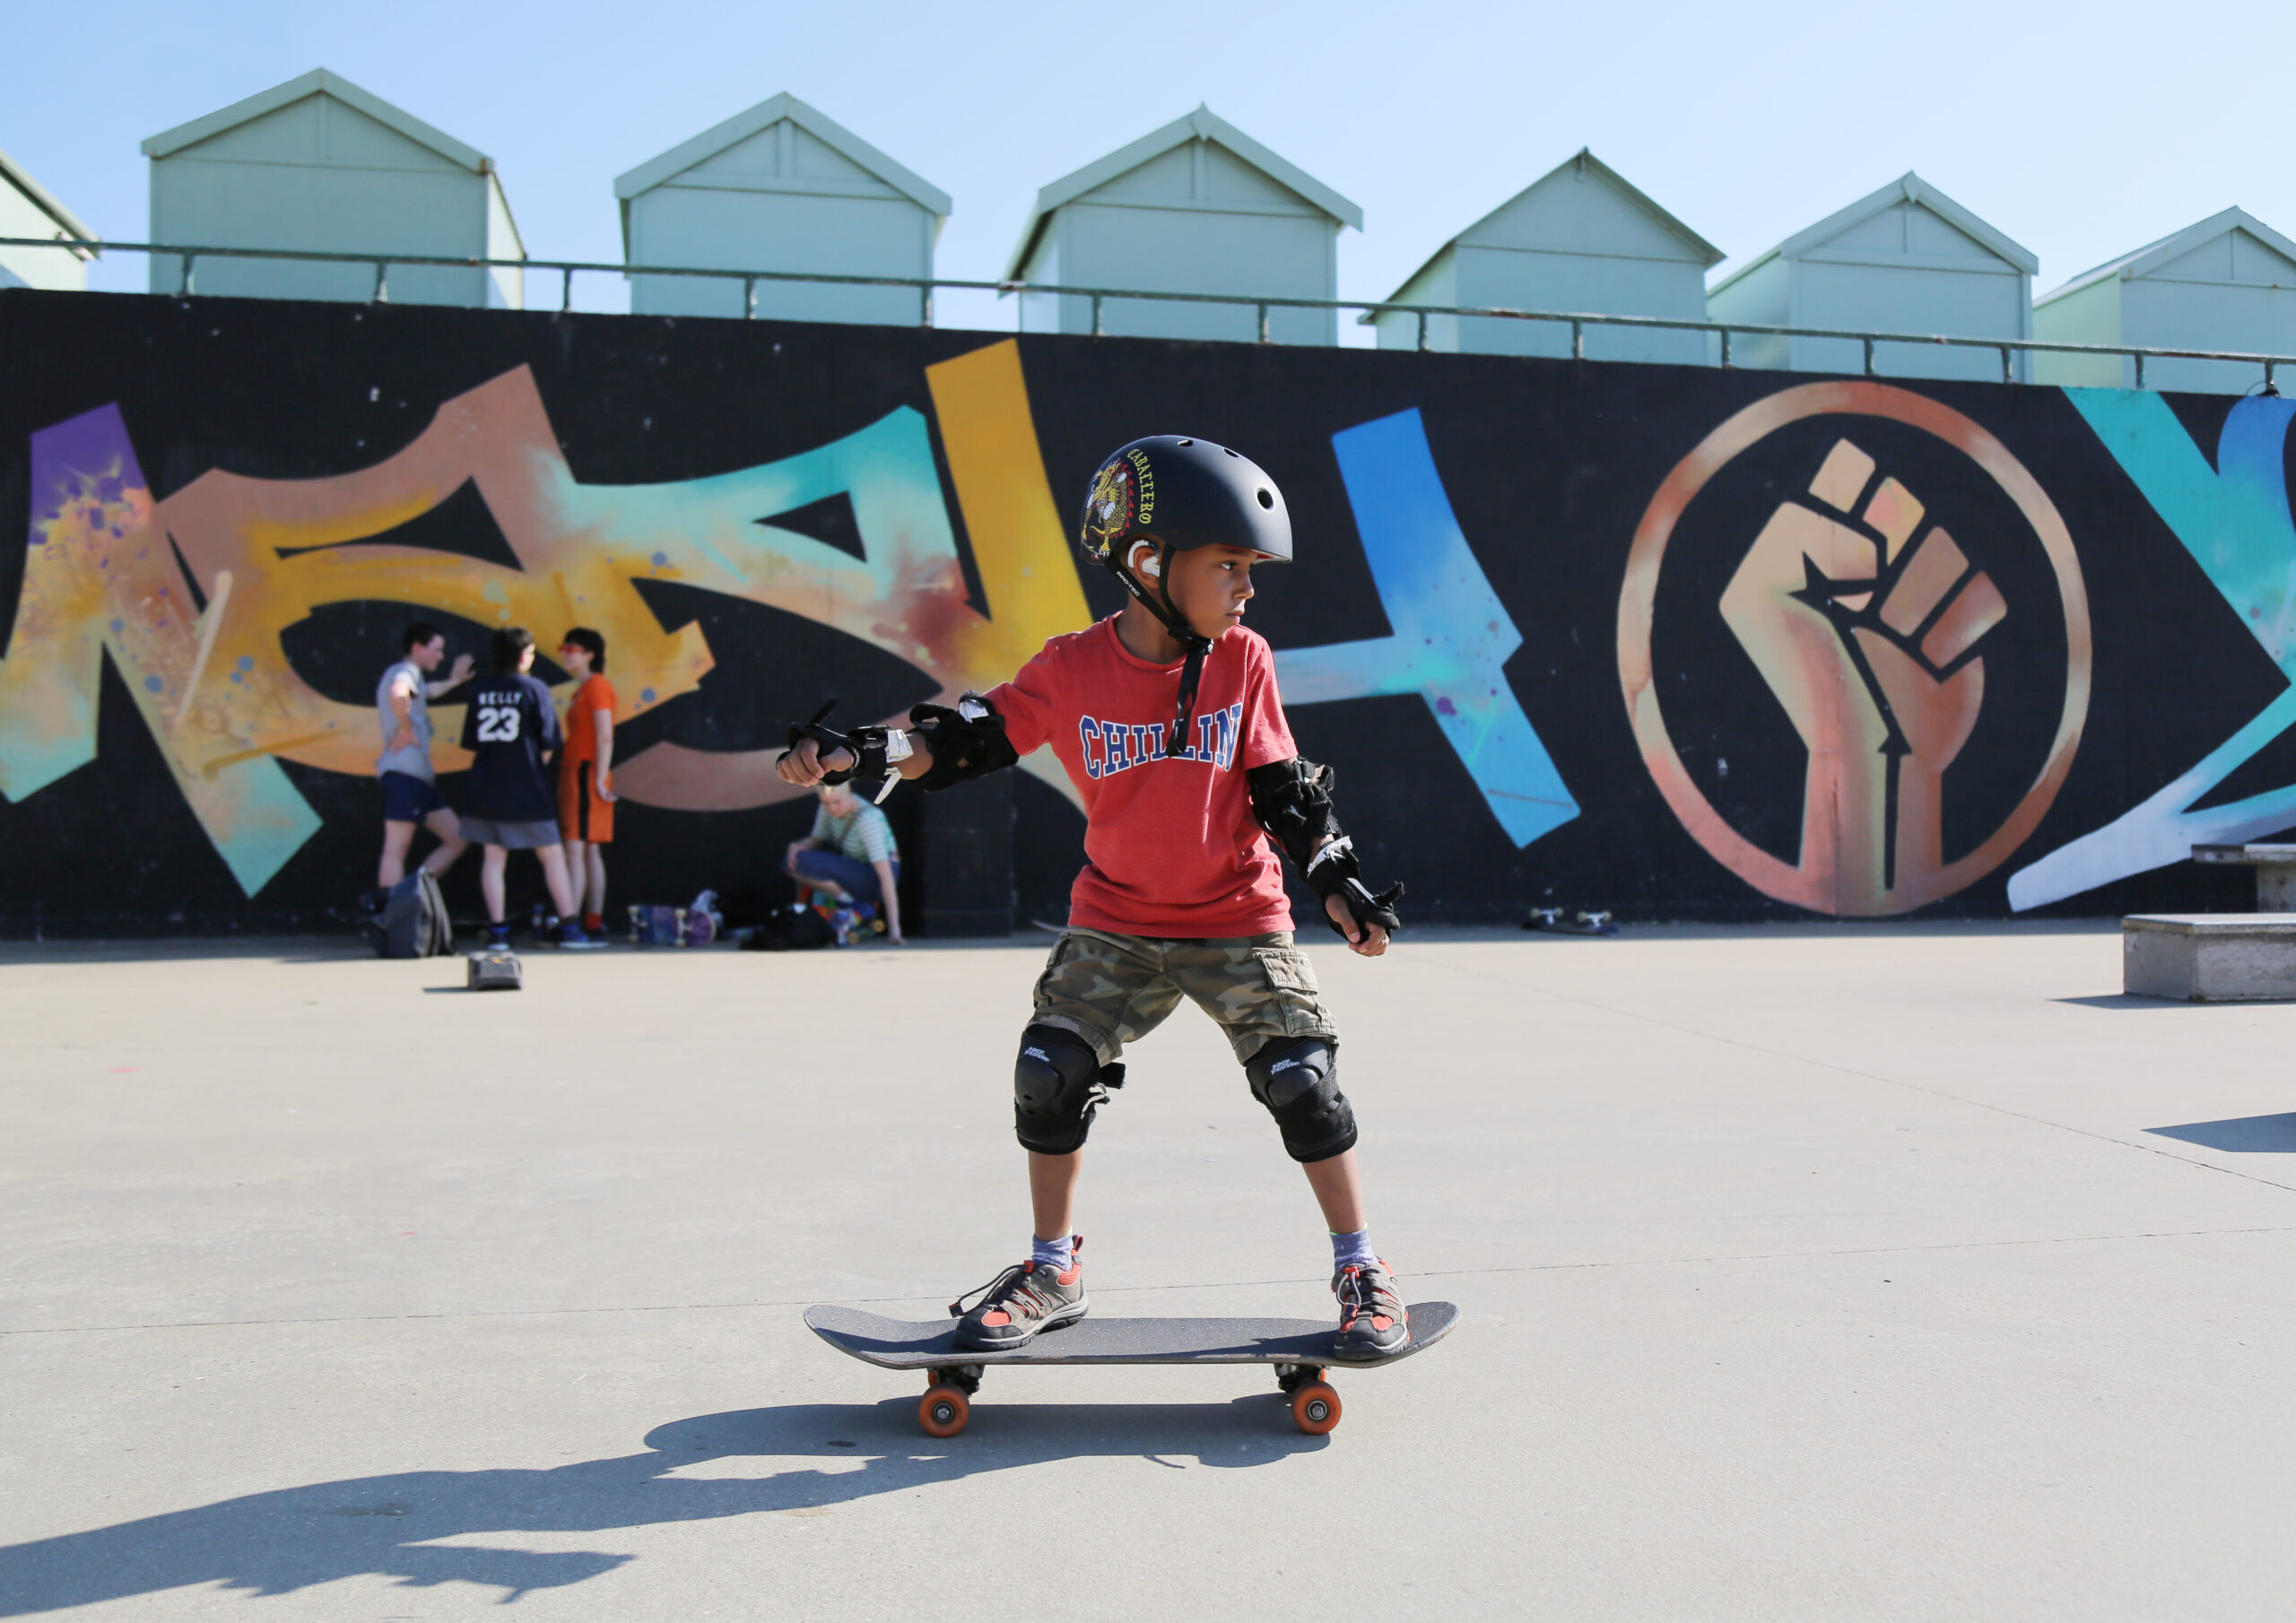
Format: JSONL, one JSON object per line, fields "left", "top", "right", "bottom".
{"left": 1333, "top": 1262, "right": 1409, "bottom": 1356}
{"left": 950, "top": 1239, "right": 1087, "bottom": 1350}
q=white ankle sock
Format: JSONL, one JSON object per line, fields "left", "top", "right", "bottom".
{"left": 1330, "top": 1228, "right": 1378, "bottom": 1271}
{"left": 1031, "top": 1234, "right": 1074, "bottom": 1272}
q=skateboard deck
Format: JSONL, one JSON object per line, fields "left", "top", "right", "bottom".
{"left": 806, "top": 1300, "right": 1458, "bottom": 1436}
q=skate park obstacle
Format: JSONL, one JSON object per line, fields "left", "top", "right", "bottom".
{"left": 2122, "top": 913, "right": 2296, "bottom": 1001}
{"left": 2190, "top": 844, "right": 2296, "bottom": 910}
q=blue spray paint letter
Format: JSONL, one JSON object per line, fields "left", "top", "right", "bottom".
{"left": 1275, "top": 408, "right": 1578, "bottom": 847}
{"left": 2008, "top": 390, "right": 2296, "bottom": 909}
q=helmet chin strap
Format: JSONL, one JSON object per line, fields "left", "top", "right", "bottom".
{"left": 1116, "top": 542, "right": 1213, "bottom": 759}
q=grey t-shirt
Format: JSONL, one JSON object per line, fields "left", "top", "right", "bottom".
{"left": 376, "top": 659, "right": 434, "bottom": 780}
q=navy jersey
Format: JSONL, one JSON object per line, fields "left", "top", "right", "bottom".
{"left": 457, "top": 672, "right": 561, "bottom": 820}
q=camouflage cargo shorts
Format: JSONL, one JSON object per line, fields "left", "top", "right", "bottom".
{"left": 1030, "top": 927, "right": 1338, "bottom": 1066}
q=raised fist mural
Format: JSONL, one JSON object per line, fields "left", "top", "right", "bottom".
{"left": 1721, "top": 438, "right": 2007, "bottom": 908}
{"left": 1621, "top": 381, "right": 2090, "bottom": 917}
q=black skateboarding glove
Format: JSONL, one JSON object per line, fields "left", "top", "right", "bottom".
{"left": 778, "top": 700, "right": 902, "bottom": 804}
{"left": 1304, "top": 836, "right": 1405, "bottom": 941}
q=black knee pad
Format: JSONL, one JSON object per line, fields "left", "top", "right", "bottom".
{"left": 1245, "top": 1037, "right": 1356, "bottom": 1163}
{"left": 1013, "top": 1024, "right": 1125, "bottom": 1155}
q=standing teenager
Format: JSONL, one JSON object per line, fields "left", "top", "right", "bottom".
{"left": 555, "top": 628, "right": 617, "bottom": 939}
{"left": 375, "top": 621, "right": 474, "bottom": 890}
{"left": 458, "top": 628, "right": 588, "bottom": 949}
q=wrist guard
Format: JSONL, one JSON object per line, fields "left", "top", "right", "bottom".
{"left": 909, "top": 693, "right": 1019, "bottom": 792}
{"left": 1248, "top": 758, "right": 1404, "bottom": 940}
{"left": 779, "top": 700, "right": 904, "bottom": 804}
{"left": 1303, "top": 835, "right": 1405, "bottom": 940}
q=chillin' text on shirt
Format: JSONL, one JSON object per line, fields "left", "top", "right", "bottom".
{"left": 1078, "top": 701, "right": 1243, "bottom": 779}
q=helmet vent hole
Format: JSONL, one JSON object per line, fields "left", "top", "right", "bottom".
{"left": 1177, "top": 438, "right": 1194, "bottom": 447}
{"left": 1223, "top": 447, "right": 1240, "bottom": 456}
{"left": 1257, "top": 489, "right": 1274, "bottom": 509}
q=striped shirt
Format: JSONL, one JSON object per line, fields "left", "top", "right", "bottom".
{"left": 809, "top": 801, "right": 898, "bottom": 864}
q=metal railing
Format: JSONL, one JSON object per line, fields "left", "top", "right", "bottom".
{"left": 5, "top": 234, "right": 2292, "bottom": 391}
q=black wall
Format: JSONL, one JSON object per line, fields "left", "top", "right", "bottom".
{"left": 0, "top": 288, "right": 2283, "bottom": 934}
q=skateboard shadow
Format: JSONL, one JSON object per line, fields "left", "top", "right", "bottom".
{"left": 0, "top": 1394, "right": 1321, "bottom": 1613}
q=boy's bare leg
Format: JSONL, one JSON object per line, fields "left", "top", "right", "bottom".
{"left": 418, "top": 808, "right": 467, "bottom": 877}
{"left": 583, "top": 845, "right": 607, "bottom": 916}
{"left": 378, "top": 821, "right": 417, "bottom": 889}
{"left": 536, "top": 844, "right": 579, "bottom": 921}
{"left": 1301, "top": 1148, "right": 1366, "bottom": 1236}
{"left": 479, "top": 846, "right": 509, "bottom": 922}
{"left": 1028, "top": 1150, "right": 1082, "bottom": 1242}
{"left": 1311, "top": 1145, "right": 1402, "bottom": 1350}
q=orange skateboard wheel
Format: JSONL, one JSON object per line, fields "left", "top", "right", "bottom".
{"left": 919, "top": 1384, "right": 970, "bottom": 1437}
{"left": 1291, "top": 1380, "right": 1341, "bottom": 1435}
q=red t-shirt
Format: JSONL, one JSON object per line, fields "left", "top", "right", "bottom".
{"left": 987, "top": 618, "right": 1298, "bottom": 937}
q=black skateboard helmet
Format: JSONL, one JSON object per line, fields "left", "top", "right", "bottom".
{"left": 1078, "top": 436, "right": 1293, "bottom": 580}
{"left": 1076, "top": 435, "right": 1292, "bottom": 757}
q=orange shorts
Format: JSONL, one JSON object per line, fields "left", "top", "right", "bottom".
{"left": 559, "top": 759, "right": 614, "bottom": 844}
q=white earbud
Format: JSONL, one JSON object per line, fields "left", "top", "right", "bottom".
{"left": 1141, "top": 555, "right": 1161, "bottom": 577}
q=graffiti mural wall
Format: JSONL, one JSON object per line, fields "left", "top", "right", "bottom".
{"left": 1, "top": 288, "right": 2291, "bottom": 931}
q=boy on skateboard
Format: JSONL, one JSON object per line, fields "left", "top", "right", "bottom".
{"left": 777, "top": 437, "right": 1405, "bottom": 1355}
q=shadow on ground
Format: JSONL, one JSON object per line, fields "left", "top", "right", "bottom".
{"left": 0, "top": 939, "right": 375, "bottom": 967}
{"left": 0, "top": 1396, "right": 1320, "bottom": 1612}
{"left": 2051, "top": 994, "right": 2225, "bottom": 1011}
{"left": 2147, "top": 1113, "right": 2296, "bottom": 1152}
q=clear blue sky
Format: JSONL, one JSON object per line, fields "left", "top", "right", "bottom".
{"left": 9, "top": 0, "right": 2292, "bottom": 333}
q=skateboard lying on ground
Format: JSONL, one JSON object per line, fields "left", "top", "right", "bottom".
{"left": 1523, "top": 907, "right": 1619, "bottom": 936}
{"left": 805, "top": 1300, "right": 1459, "bottom": 1436}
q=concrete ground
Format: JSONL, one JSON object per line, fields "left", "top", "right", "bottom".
{"left": 2, "top": 923, "right": 2293, "bottom": 1620}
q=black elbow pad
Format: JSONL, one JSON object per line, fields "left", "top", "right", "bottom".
{"left": 909, "top": 694, "right": 1020, "bottom": 792}
{"left": 1248, "top": 758, "right": 1341, "bottom": 872}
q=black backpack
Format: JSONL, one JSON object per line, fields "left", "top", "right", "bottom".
{"left": 741, "top": 902, "right": 837, "bottom": 952}
{"left": 371, "top": 871, "right": 457, "bottom": 959}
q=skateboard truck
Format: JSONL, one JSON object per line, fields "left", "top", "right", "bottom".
{"left": 917, "top": 1358, "right": 1344, "bottom": 1439}
{"left": 1272, "top": 1361, "right": 1325, "bottom": 1392}
{"left": 926, "top": 1363, "right": 984, "bottom": 1397}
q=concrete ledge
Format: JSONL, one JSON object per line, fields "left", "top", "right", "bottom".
{"left": 2190, "top": 845, "right": 2296, "bottom": 908}
{"left": 2123, "top": 914, "right": 2296, "bottom": 1001}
